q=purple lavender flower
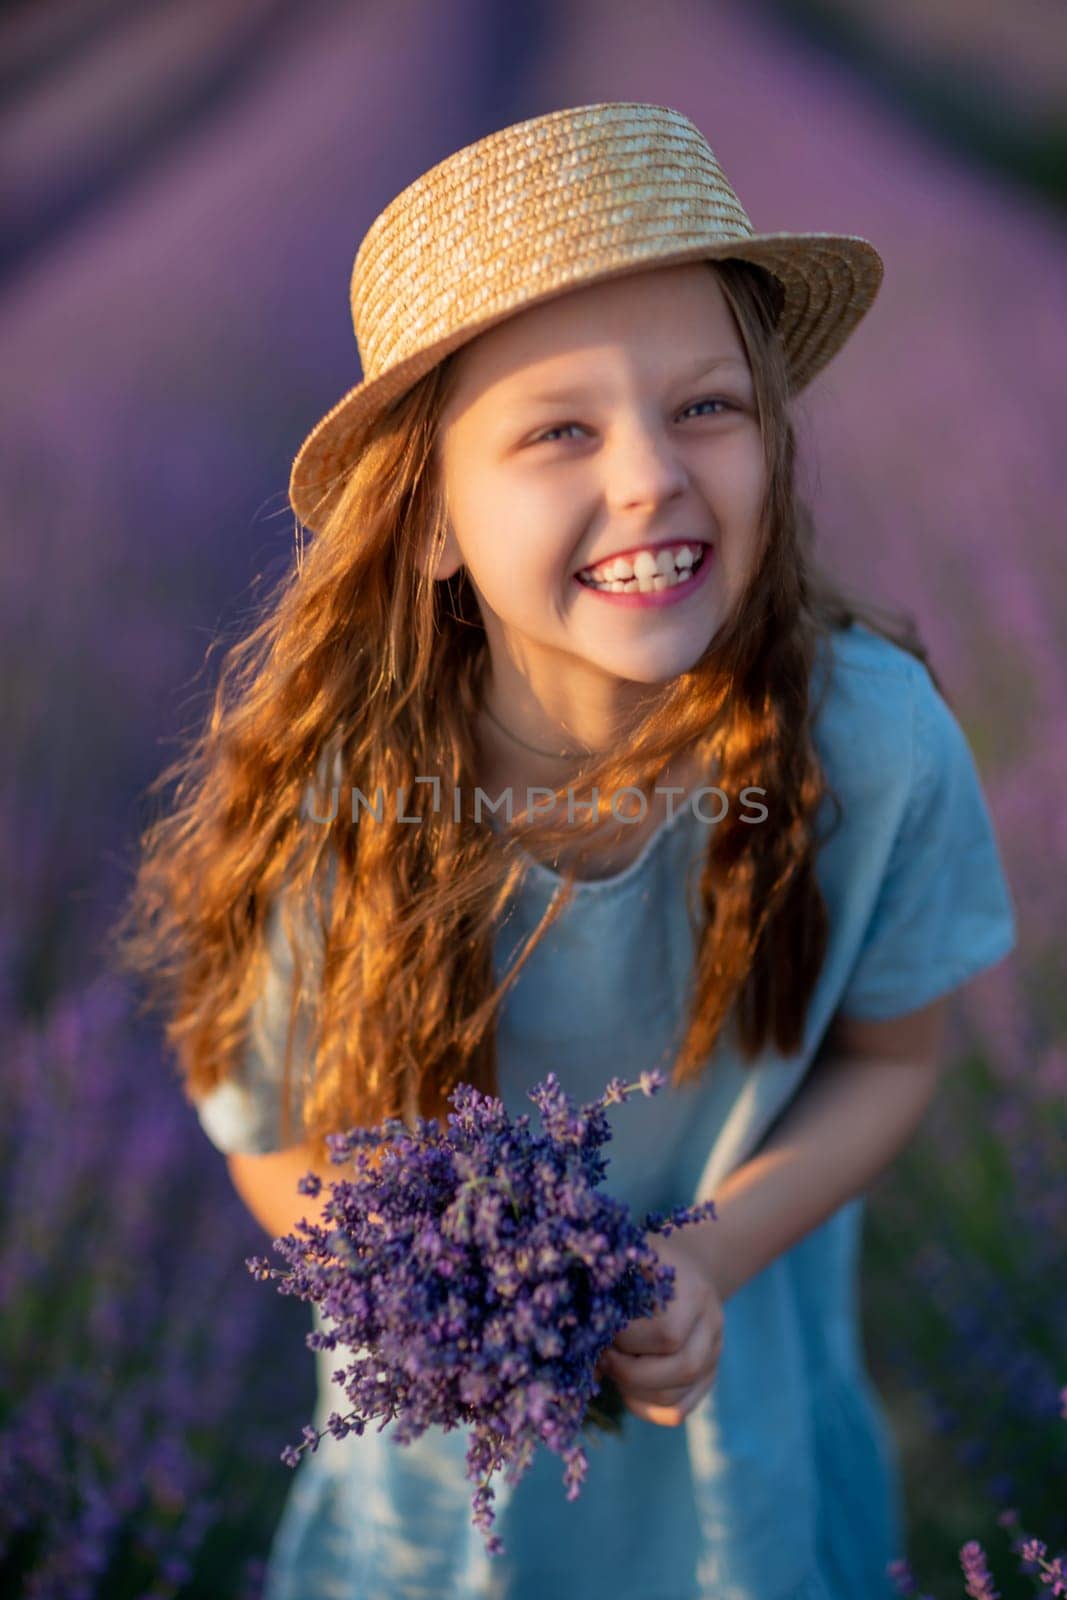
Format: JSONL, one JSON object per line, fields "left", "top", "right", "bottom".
{"left": 960, "top": 1539, "right": 1000, "bottom": 1599}
{"left": 247, "top": 1070, "right": 717, "bottom": 1556}
{"left": 887, "top": 1556, "right": 917, "bottom": 1595}
{"left": 1045, "top": 1559, "right": 1067, "bottom": 1597}
{"left": 1016, "top": 1535, "right": 1067, "bottom": 1596}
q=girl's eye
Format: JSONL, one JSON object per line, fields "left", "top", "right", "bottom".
{"left": 530, "top": 397, "right": 734, "bottom": 446}
{"left": 681, "top": 397, "right": 735, "bottom": 420}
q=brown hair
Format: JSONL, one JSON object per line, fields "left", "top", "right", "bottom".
{"left": 109, "top": 259, "right": 939, "bottom": 1166}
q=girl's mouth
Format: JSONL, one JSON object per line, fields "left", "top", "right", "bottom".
{"left": 574, "top": 543, "right": 713, "bottom": 609}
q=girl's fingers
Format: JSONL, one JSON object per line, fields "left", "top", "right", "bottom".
{"left": 622, "top": 1378, "right": 692, "bottom": 1408}
{"left": 623, "top": 1368, "right": 718, "bottom": 1427}
{"left": 604, "top": 1348, "right": 679, "bottom": 1393}
{"left": 606, "top": 1317, "right": 720, "bottom": 1399}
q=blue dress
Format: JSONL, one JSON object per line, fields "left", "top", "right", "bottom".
{"left": 195, "top": 621, "right": 1017, "bottom": 1600}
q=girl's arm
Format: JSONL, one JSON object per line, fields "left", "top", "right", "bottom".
{"left": 692, "top": 995, "right": 949, "bottom": 1303}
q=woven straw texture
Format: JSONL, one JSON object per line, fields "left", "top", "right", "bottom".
{"left": 289, "top": 102, "right": 883, "bottom": 531}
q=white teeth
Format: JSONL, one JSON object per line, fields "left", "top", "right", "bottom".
{"left": 580, "top": 543, "right": 705, "bottom": 593}
{"left": 581, "top": 542, "right": 702, "bottom": 585}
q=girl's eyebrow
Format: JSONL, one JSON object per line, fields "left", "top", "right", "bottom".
{"left": 508, "top": 355, "right": 749, "bottom": 408}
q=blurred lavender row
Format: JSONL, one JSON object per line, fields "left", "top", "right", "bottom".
{"left": 1, "top": 0, "right": 1063, "bottom": 1593}
{"left": 1, "top": 976, "right": 303, "bottom": 1599}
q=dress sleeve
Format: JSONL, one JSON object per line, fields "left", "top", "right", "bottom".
{"left": 193, "top": 891, "right": 318, "bottom": 1155}
{"left": 837, "top": 664, "right": 1018, "bottom": 1021}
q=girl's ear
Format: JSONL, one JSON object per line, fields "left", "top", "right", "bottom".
{"left": 420, "top": 521, "right": 465, "bottom": 582}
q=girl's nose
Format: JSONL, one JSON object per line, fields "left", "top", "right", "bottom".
{"left": 602, "top": 421, "right": 690, "bottom": 513}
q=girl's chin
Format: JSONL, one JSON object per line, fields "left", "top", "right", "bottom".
{"left": 575, "top": 636, "right": 719, "bottom": 684}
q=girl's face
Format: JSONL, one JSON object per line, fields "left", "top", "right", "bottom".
{"left": 431, "top": 262, "right": 766, "bottom": 752}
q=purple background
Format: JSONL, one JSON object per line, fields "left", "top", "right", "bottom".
{"left": 2, "top": 2, "right": 1064, "bottom": 1594}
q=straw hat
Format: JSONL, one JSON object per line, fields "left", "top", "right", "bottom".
{"left": 289, "top": 100, "right": 884, "bottom": 533}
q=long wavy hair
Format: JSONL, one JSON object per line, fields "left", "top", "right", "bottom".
{"left": 109, "top": 259, "right": 940, "bottom": 1166}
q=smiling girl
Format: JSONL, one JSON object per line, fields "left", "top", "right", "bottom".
{"left": 113, "top": 103, "right": 1017, "bottom": 1600}
{"left": 434, "top": 260, "right": 764, "bottom": 880}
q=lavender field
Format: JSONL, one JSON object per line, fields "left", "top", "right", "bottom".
{"left": 2, "top": 1, "right": 1064, "bottom": 1595}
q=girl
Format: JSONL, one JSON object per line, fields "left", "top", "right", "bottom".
{"left": 113, "top": 103, "right": 1017, "bottom": 1599}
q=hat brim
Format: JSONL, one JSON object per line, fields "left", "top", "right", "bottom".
{"left": 289, "top": 231, "right": 883, "bottom": 533}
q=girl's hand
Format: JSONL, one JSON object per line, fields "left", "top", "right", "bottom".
{"left": 597, "top": 1228, "right": 725, "bottom": 1427}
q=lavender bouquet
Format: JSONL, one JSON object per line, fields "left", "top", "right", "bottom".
{"left": 246, "top": 1068, "right": 717, "bottom": 1556}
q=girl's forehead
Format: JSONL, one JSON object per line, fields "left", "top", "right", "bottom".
{"left": 447, "top": 266, "right": 742, "bottom": 407}
{"left": 500, "top": 262, "right": 729, "bottom": 347}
